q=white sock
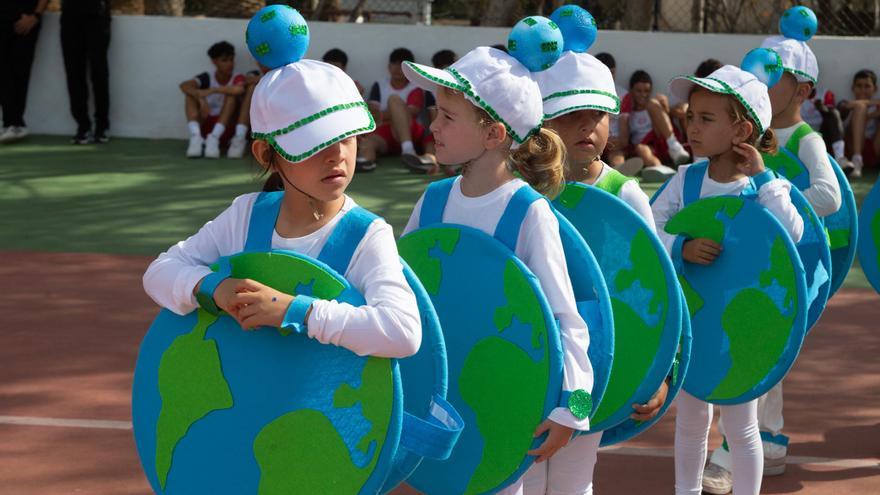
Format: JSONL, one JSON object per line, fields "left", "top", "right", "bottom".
{"left": 235, "top": 124, "right": 249, "bottom": 138}
{"left": 401, "top": 140, "right": 415, "bottom": 155}
{"left": 832, "top": 140, "right": 845, "bottom": 159}
{"left": 210, "top": 123, "right": 226, "bottom": 138}
{"left": 853, "top": 154, "right": 864, "bottom": 169}
{"left": 188, "top": 121, "right": 201, "bottom": 137}
{"left": 666, "top": 135, "right": 684, "bottom": 151}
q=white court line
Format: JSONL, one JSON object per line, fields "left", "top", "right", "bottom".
{"left": 2, "top": 415, "right": 877, "bottom": 471}
{"left": 0, "top": 415, "right": 132, "bottom": 430}
{"left": 601, "top": 445, "right": 880, "bottom": 470}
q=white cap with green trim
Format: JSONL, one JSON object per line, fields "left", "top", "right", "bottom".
{"left": 250, "top": 59, "right": 375, "bottom": 163}
{"left": 760, "top": 35, "right": 818, "bottom": 85}
{"left": 669, "top": 64, "right": 772, "bottom": 135}
{"left": 401, "top": 46, "right": 543, "bottom": 149}
{"left": 534, "top": 51, "right": 620, "bottom": 120}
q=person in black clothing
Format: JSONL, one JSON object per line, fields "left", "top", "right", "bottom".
{"left": 0, "top": 0, "right": 47, "bottom": 144}
{"left": 61, "top": 0, "right": 111, "bottom": 144}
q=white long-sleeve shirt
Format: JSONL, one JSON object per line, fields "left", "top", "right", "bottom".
{"left": 652, "top": 164, "right": 804, "bottom": 258}
{"left": 589, "top": 162, "right": 656, "bottom": 228}
{"left": 143, "top": 193, "right": 421, "bottom": 359}
{"left": 774, "top": 123, "right": 842, "bottom": 217}
{"left": 403, "top": 177, "right": 593, "bottom": 431}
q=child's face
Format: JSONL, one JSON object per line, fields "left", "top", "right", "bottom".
{"left": 430, "top": 89, "right": 496, "bottom": 165}
{"left": 212, "top": 55, "right": 235, "bottom": 76}
{"left": 768, "top": 72, "right": 809, "bottom": 113}
{"left": 388, "top": 62, "right": 405, "bottom": 81}
{"left": 546, "top": 109, "right": 609, "bottom": 166}
{"left": 686, "top": 89, "right": 748, "bottom": 157}
{"left": 277, "top": 137, "right": 357, "bottom": 202}
{"left": 630, "top": 82, "right": 652, "bottom": 108}
{"left": 852, "top": 76, "right": 877, "bottom": 100}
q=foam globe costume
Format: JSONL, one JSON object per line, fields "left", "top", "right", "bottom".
{"left": 857, "top": 180, "right": 880, "bottom": 295}
{"left": 654, "top": 163, "right": 808, "bottom": 404}
{"left": 134, "top": 13, "right": 463, "bottom": 493}
{"left": 398, "top": 36, "right": 612, "bottom": 493}
{"left": 760, "top": 12, "right": 858, "bottom": 298}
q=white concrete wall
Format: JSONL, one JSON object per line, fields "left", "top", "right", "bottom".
{"left": 20, "top": 13, "right": 880, "bottom": 139}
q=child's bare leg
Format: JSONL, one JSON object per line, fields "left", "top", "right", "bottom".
{"left": 387, "top": 95, "right": 414, "bottom": 152}
{"left": 635, "top": 143, "right": 662, "bottom": 167}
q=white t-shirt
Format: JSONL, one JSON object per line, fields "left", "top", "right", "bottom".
{"left": 629, "top": 109, "right": 653, "bottom": 144}
{"left": 192, "top": 71, "right": 246, "bottom": 117}
{"left": 774, "top": 123, "right": 842, "bottom": 217}
{"left": 143, "top": 193, "right": 421, "bottom": 359}
{"left": 651, "top": 164, "right": 804, "bottom": 256}
{"left": 589, "top": 162, "right": 656, "bottom": 227}
{"left": 403, "top": 177, "right": 594, "bottom": 431}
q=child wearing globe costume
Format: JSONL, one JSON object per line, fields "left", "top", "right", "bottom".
{"left": 400, "top": 16, "right": 599, "bottom": 494}
{"left": 702, "top": 8, "right": 842, "bottom": 493}
{"left": 143, "top": 7, "right": 422, "bottom": 359}
{"left": 651, "top": 64, "right": 804, "bottom": 495}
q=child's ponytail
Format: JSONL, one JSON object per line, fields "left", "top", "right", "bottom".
{"left": 509, "top": 127, "right": 567, "bottom": 199}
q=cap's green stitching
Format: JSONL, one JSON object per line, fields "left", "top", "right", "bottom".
{"left": 784, "top": 67, "right": 817, "bottom": 84}
{"left": 687, "top": 76, "right": 766, "bottom": 134}
{"left": 544, "top": 103, "right": 619, "bottom": 120}
{"left": 542, "top": 89, "right": 620, "bottom": 113}
{"left": 251, "top": 102, "right": 376, "bottom": 163}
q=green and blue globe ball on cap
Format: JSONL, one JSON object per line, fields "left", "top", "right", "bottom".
{"left": 779, "top": 5, "right": 818, "bottom": 41}
{"left": 507, "top": 16, "right": 564, "bottom": 72}
{"left": 741, "top": 47, "right": 783, "bottom": 88}
{"left": 246, "top": 5, "right": 310, "bottom": 69}
{"left": 550, "top": 4, "right": 597, "bottom": 53}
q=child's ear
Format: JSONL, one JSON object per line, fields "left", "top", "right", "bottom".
{"left": 483, "top": 121, "right": 509, "bottom": 150}
{"left": 252, "top": 140, "right": 274, "bottom": 170}
{"left": 732, "top": 120, "right": 753, "bottom": 145}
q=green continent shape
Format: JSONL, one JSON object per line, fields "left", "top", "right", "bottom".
{"left": 155, "top": 309, "right": 233, "bottom": 489}
{"left": 397, "top": 228, "right": 461, "bottom": 295}
{"left": 665, "top": 197, "right": 743, "bottom": 244}
{"left": 228, "top": 252, "right": 345, "bottom": 300}
{"left": 762, "top": 151, "right": 805, "bottom": 180}
{"left": 593, "top": 229, "right": 668, "bottom": 425}
{"left": 556, "top": 183, "right": 587, "bottom": 210}
{"left": 709, "top": 236, "right": 797, "bottom": 400}
{"left": 253, "top": 357, "right": 393, "bottom": 494}
{"left": 678, "top": 275, "right": 703, "bottom": 318}
{"left": 459, "top": 337, "right": 548, "bottom": 495}
{"left": 873, "top": 211, "right": 880, "bottom": 268}
{"left": 494, "top": 260, "right": 547, "bottom": 350}
{"left": 615, "top": 229, "right": 668, "bottom": 316}
{"left": 590, "top": 298, "right": 661, "bottom": 425}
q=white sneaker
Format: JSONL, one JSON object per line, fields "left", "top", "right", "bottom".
{"left": 204, "top": 135, "right": 221, "bottom": 159}
{"left": 0, "top": 126, "right": 28, "bottom": 143}
{"left": 702, "top": 462, "right": 733, "bottom": 495}
{"left": 0, "top": 126, "right": 14, "bottom": 143}
{"left": 227, "top": 135, "right": 247, "bottom": 158}
{"left": 668, "top": 140, "right": 691, "bottom": 165}
{"left": 186, "top": 135, "right": 204, "bottom": 158}
{"left": 616, "top": 157, "right": 645, "bottom": 177}
{"left": 851, "top": 155, "right": 863, "bottom": 179}
{"left": 763, "top": 440, "right": 787, "bottom": 476}
{"left": 641, "top": 164, "right": 677, "bottom": 182}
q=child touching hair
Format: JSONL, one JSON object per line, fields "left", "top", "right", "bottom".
{"left": 652, "top": 65, "right": 804, "bottom": 495}
{"left": 144, "top": 59, "right": 422, "bottom": 359}
{"left": 402, "top": 45, "right": 595, "bottom": 495}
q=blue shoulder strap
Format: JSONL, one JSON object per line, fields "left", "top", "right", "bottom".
{"left": 317, "top": 206, "right": 379, "bottom": 275}
{"left": 682, "top": 162, "right": 709, "bottom": 207}
{"left": 494, "top": 185, "right": 544, "bottom": 252}
{"left": 419, "top": 178, "right": 457, "bottom": 228}
{"left": 244, "top": 191, "right": 285, "bottom": 252}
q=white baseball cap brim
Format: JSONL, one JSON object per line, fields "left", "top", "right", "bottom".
{"left": 543, "top": 91, "right": 620, "bottom": 119}
{"left": 669, "top": 66, "right": 771, "bottom": 134}
{"left": 269, "top": 102, "right": 374, "bottom": 163}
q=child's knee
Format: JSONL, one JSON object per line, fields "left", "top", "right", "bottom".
{"left": 387, "top": 94, "right": 405, "bottom": 107}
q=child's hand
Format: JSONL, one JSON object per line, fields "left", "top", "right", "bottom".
{"left": 732, "top": 142, "right": 766, "bottom": 177}
{"left": 630, "top": 380, "right": 669, "bottom": 421}
{"left": 227, "top": 279, "right": 295, "bottom": 330}
{"left": 208, "top": 277, "right": 242, "bottom": 314}
{"left": 527, "top": 419, "right": 575, "bottom": 463}
{"left": 682, "top": 238, "right": 722, "bottom": 265}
